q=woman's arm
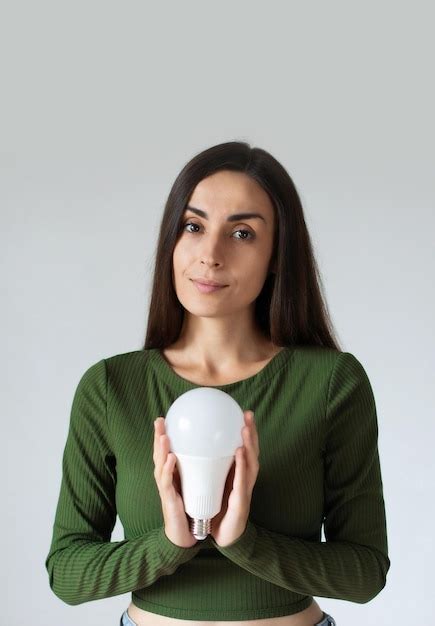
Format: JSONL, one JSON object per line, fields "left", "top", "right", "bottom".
{"left": 211, "top": 352, "right": 390, "bottom": 604}
{"left": 45, "top": 359, "right": 201, "bottom": 605}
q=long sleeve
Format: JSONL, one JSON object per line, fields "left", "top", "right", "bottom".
{"left": 212, "top": 352, "right": 390, "bottom": 604}
{"left": 45, "top": 359, "right": 201, "bottom": 606}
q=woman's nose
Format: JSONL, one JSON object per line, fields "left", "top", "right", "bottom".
{"left": 200, "top": 257, "right": 221, "bottom": 268}
{"left": 199, "top": 235, "right": 224, "bottom": 267}
{"left": 200, "top": 249, "right": 222, "bottom": 267}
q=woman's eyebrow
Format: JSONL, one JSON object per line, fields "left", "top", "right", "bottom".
{"left": 185, "top": 205, "right": 266, "bottom": 223}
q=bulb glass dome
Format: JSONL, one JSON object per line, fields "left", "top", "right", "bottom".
{"left": 165, "top": 387, "right": 244, "bottom": 457}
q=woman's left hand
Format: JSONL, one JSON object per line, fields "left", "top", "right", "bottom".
{"left": 210, "top": 410, "right": 259, "bottom": 547}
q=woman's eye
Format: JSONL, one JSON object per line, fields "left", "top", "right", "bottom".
{"left": 182, "top": 222, "right": 254, "bottom": 241}
{"left": 233, "top": 229, "right": 253, "bottom": 240}
{"left": 183, "top": 222, "right": 200, "bottom": 234}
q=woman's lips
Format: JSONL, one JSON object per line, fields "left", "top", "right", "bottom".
{"left": 192, "top": 280, "right": 227, "bottom": 294}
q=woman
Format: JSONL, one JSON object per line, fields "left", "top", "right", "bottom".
{"left": 45, "top": 141, "right": 390, "bottom": 626}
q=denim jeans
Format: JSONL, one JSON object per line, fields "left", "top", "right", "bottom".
{"left": 120, "top": 610, "right": 137, "bottom": 625}
{"left": 120, "top": 609, "right": 336, "bottom": 626}
{"left": 315, "top": 613, "right": 337, "bottom": 626}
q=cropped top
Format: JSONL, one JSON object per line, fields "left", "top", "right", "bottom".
{"left": 45, "top": 346, "right": 390, "bottom": 620}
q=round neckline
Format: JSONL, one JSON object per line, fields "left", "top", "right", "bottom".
{"left": 149, "top": 346, "right": 293, "bottom": 391}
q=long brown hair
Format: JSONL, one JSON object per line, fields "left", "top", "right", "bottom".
{"left": 143, "top": 141, "right": 342, "bottom": 351}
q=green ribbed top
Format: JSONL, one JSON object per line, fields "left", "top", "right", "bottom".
{"left": 45, "top": 346, "right": 390, "bottom": 620}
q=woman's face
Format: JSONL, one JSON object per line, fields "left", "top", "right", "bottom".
{"left": 172, "top": 170, "right": 276, "bottom": 320}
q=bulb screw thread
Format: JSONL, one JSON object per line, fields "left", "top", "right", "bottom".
{"left": 191, "top": 517, "right": 211, "bottom": 540}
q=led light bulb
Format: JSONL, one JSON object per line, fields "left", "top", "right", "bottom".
{"left": 165, "top": 387, "right": 245, "bottom": 541}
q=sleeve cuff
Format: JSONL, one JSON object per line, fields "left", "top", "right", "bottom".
{"left": 210, "top": 519, "right": 258, "bottom": 558}
{"left": 156, "top": 526, "right": 202, "bottom": 565}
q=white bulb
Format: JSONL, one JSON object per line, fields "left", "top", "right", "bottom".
{"left": 165, "top": 387, "right": 245, "bottom": 540}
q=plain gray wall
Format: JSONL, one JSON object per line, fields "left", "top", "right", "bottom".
{"left": 2, "top": 1, "right": 434, "bottom": 624}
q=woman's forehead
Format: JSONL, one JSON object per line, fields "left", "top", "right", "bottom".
{"left": 189, "top": 171, "right": 275, "bottom": 222}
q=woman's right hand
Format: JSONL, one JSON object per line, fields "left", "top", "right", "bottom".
{"left": 153, "top": 417, "right": 198, "bottom": 548}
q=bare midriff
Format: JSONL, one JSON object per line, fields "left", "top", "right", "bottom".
{"left": 127, "top": 599, "right": 325, "bottom": 626}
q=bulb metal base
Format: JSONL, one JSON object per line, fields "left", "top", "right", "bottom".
{"left": 191, "top": 517, "right": 211, "bottom": 540}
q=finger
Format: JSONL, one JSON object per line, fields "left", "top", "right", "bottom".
{"left": 244, "top": 410, "right": 259, "bottom": 457}
{"left": 153, "top": 419, "right": 161, "bottom": 465}
{"left": 233, "top": 446, "right": 246, "bottom": 494}
{"left": 153, "top": 418, "right": 163, "bottom": 466}
{"left": 244, "top": 410, "right": 253, "bottom": 425}
{"left": 155, "top": 416, "right": 166, "bottom": 436}
{"left": 154, "top": 418, "right": 167, "bottom": 478}
{"left": 242, "top": 425, "right": 259, "bottom": 471}
{"left": 160, "top": 452, "right": 177, "bottom": 491}
{"left": 162, "top": 454, "right": 181, "bottom": 503}
{"left": 159, "top": 433, "right": 170, "bottom": 474}
{"left": 242, "top": 412, "right": 258, "bottom": 455}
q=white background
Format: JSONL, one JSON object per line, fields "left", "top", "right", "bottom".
{"left": 2, "top": 1, "right": 434, "bottom": 624}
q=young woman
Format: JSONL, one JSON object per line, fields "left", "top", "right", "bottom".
{"left": 45, "top": 142, "right": 390, "bottom": 626}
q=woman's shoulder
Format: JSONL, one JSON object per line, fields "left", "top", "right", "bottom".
{"left": 291, "top": 346, "right": 368, "bottom": 380}
{"left": 103, "top": 348, "right": 152, "bottom": 371}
